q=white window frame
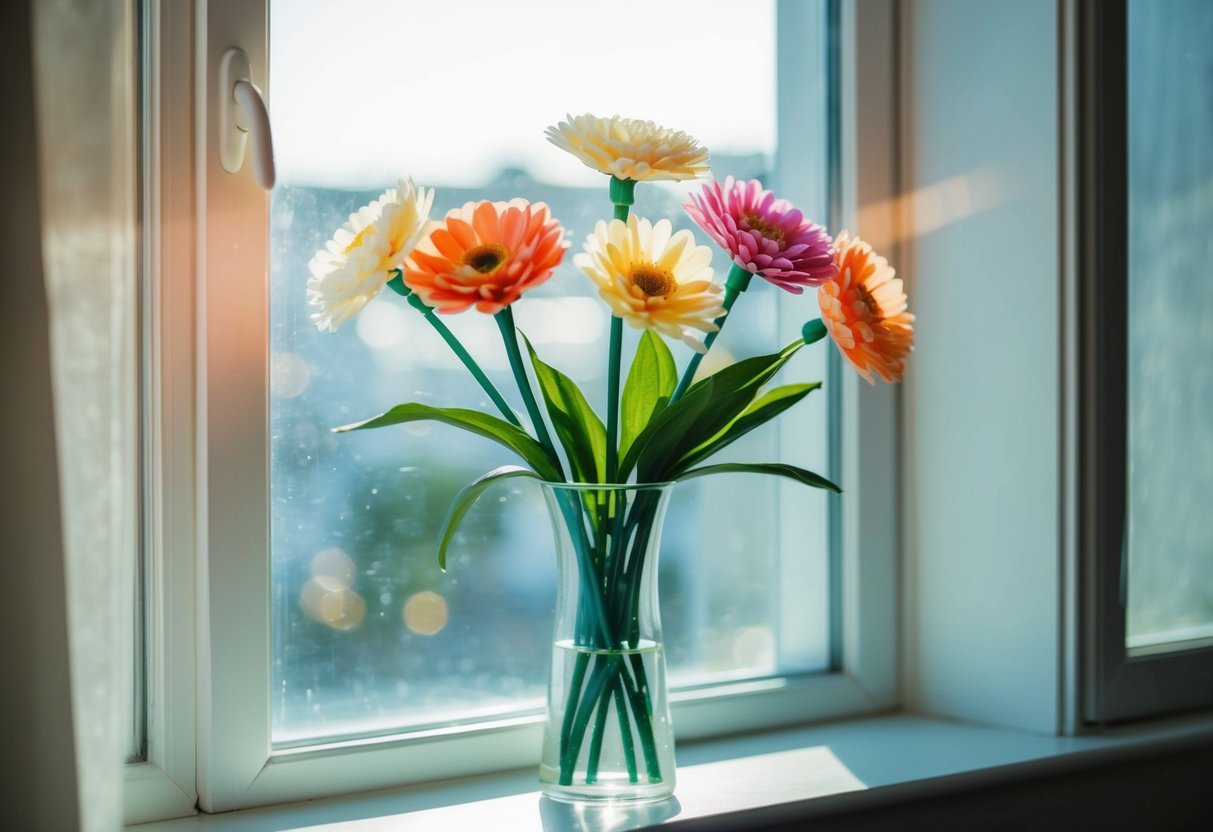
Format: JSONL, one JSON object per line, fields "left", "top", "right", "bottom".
{"left": 128, "top": 0, "right": 902, "bottom": 820}
{"left": 123, "top": 0, "right": 200, "bottom": 824}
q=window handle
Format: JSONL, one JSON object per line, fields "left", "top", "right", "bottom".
{"left": 218, "top": 48, "right": 276, "bottom": 190}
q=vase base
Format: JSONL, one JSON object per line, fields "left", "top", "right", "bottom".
{"left": 539, "top": 774, "right": 675, "bottom": 804}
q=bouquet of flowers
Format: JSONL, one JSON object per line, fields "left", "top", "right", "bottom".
{"left": 309, "top": 114, "right": 913, "bottom": 801}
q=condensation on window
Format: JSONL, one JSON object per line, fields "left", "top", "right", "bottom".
{"left": 268, "top": 0, "right": 828, "bottom": 747}
{"left": 1125, "top": 0, "right": 1213, "bottom": 650}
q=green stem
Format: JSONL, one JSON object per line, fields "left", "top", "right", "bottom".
{"left": 562, "top": 650, "right": 659, "bottom": 785}
{"left": 384, "top": 274, "right": 522, "bottom": 428}
{"left": 669, "top": 263, "right": 755, "bottom": 403}
{"left": 624, "top": 654, "right": 662, "bottom": 781}
{"left": 561, "top": 654, "right": 614, "bottom": 782}
{"left": 605, "top": 177, "right": 632, "bottom": 484}
{"left": 493, "top": 305, "right": 562, "bottom": 475}
{"left": 585, "top": 674, "right": 615, "bottom": 783}
{"left": 605, "top": 316, "right": 623, "bottom": 482}
{"left": 553, "top": 496, "right": 612, "bottom": 649}
{"left": 558, "top": 650, "right": 590, "bottom": 781}
{"left": 609, "top": 176, "right": 636, "bottom": 221}
{"left": 559, "top": 494, "right": 664, "bottom": 786}
{"left": 613, "top": 678, "right": 640, "bottom": 783}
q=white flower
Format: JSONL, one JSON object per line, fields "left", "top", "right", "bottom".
{"left": 307, "top": 178, "right": 434, "bottom": 331}
{"left": 545, "top": 114, "right": 710, "bottom": 182}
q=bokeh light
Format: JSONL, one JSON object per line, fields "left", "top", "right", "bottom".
{"left": 403, "top": 590, "right": 449, "bottom": 636}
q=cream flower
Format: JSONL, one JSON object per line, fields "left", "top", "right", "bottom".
{"left": 307, "top": 178, "right": 434, "bottom": 331}
{"left": 575, "top": 216, "right": 724, "bottom": 352}
{"left": 545, "top": 114, "right": 710, "bottom": 182}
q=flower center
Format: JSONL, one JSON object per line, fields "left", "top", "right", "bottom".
{"left": 855, "top": 283, "right": 883, "bottom": 322}
{"left": 629, "top": 263, "right": 677, "bottom": 298}
{"left": 463, "top": 243, "right": 510, "bottom": 274}
{"left": 343, "top": 225, "right": 374, "bottom": 255}
{"left": 742, "top": 214, "right": 786, "bottom": 248}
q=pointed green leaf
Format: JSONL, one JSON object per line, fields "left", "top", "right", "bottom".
{"left": 673, "top": 382, "right": 821, "bottom": 475}
{"left": 438, "top": 465, "right": 541, "bottom": 569}
{"left": 623, "top": 339, "right": 807, "bottom": 482}
{"left": 676, "top": 462, "right": 841, "bottom": 493}
{"left": 334, "top": 403, "right": 562, "bottom": 482}
{"left": 617, "top": 375, "right": 718, "bottom": 482}
{"left": 523, "top": 335, "right": 607, "bottom": 483}
{"left": 620, "top": 330, "right": 677, "bottom": 458}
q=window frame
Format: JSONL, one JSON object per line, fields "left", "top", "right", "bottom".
{"left": 123, "top": 0, "right": 200, "bottom": 824}
{"left": 128, "top": 0, "right": 902, "bottom": 819}
{"left": 1072, "top": 0, "right": 1213, "bottom": 726}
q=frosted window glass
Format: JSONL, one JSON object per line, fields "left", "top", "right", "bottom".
{"left": 1125, "top": 0, "right": 1213, "bottom": 650}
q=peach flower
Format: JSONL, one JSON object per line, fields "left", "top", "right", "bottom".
{"left": 817, "top": 232, "right": 914, "bottom": 384}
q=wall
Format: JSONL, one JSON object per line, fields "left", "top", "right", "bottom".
{"left": 0, "top": 0, "right": 80, "bottom": 829}
{"left": 901, "top": 0, "right": 1063, "bottom": 734}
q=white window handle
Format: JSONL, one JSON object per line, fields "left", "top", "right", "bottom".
{"left": 219, "top": 48, "right": 275, "bottom": 190}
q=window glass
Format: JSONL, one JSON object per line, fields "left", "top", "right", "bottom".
{"left": 1125, "top": 0, "right": 1213, "bottom": 651}
{"left": 269, "top": 0, "right": 829, "bottom": 746}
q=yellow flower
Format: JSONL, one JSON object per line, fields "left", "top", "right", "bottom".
{"left": 545, "top": 114, "right": 710, "bottom": 182}
{"left": 307, "top": 178, "right": 434, "bottom": 331}
{"left": 575, "top": 215, "right": 724, "bottom": 352}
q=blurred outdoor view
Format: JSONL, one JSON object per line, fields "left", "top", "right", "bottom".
{"left": 1126, "top": 0, "right": 1213, "bottom": 649}
{"left": 268, "top": 0, "right": 831, "bottom": 747}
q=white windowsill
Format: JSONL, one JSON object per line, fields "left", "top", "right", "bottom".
{"left": 127, "top": 711, "right": 1213, "bottom": 831}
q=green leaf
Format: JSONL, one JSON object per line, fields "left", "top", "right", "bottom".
{"left": 673, "top": 382, "right": 821, "bottom": 475}
{"left": 620, "top": 330, "right": 677, "bottom": 459}
{"left": 437, "top": 465, "right": 541, "bottom": 569}
{"left": 523, "top": 335, "right": 607, "bottom": 483}
{"left": 676, "top": 462, "right": 841, "bottom": 493}
{"left": 334, "top": 403, "right": 562, "bottom": 482}
{"left": 623, "top": 339, "right": 807, "bottom": 482}
{"left": 617, "top": 375, "right": 718, "bottom": 482}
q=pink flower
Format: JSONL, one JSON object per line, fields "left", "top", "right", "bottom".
{"left": 684, "top": 177, "right": 836, "bottom": 294}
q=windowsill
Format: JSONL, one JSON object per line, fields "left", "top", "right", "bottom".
{"left": 127, "top": 710, "right": 1213, "bottom": 831}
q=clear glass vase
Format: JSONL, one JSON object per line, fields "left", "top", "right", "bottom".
{"left": 538, "top": 482, "right": 677, "bottom": 803}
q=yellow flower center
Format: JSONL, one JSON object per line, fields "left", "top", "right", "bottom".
{"left": 463, "top": 243, "right": 510, "bottom": 274}
{"left": 343, "top": 225, "right": 374, "bottom": 255}
{"left": 629, "top": 262, "right": 677, "bottom": 298}
{"left": 742, "top": 214, "right": 786, "bottom": 248}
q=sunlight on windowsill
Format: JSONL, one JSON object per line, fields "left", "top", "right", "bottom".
{"left": 128, "top": 712, "right": 1213, "bottom": 832}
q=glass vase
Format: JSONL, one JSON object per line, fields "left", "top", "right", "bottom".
{"left": 538, "top": 482, "right": 677, "bottom": 803}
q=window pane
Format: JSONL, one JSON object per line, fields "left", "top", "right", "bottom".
{"left": 269, "top": 0, "right": 829, "bottom": 746}
{"left": 1126, "top": 0, "right": 1213, "bottom": 651}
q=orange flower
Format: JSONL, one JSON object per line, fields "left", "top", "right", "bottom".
{"left": 817, "top": 232, "right": 914, "bottom": 384}
{"left": 402, "top": 199, "right": 567, "bottom": 314}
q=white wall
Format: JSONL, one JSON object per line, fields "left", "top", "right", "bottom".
{"left": 902, "top": 0, "right": 1062, "bottom": 734}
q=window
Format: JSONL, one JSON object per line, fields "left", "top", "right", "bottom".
{"left": 130, "top": 0, "right": 898, "bottom": 819}
{"left": 118, "top": 0, "right": 1213, "bottom": 825}
{"left": 1078, "top": 0, "right": 1213, "bottom": 724}
{"left": 267, "top": 0, "right": 830, "bottom": 748}
{"left": 1123, "top": 0, "right": 1213, "bottom": 655}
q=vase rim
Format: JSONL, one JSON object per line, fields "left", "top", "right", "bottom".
{"left": 539, "top": 480, "right": 676, "bottom": 492}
